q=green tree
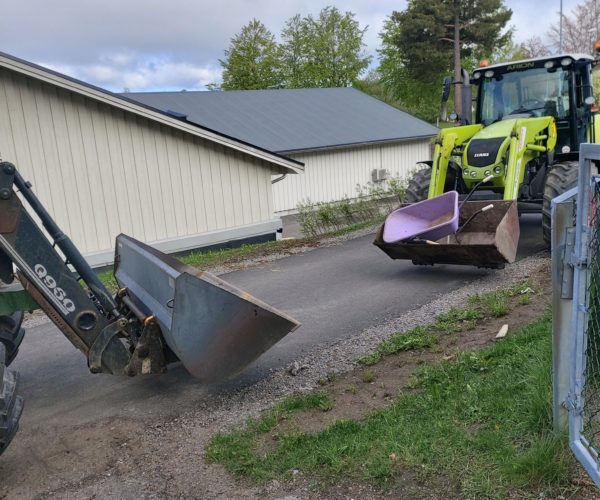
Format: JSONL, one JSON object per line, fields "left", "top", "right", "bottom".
{"left": 220, "top": 19, "right": 282, "bottom": 90}
{"left": 352, "top": 70, "right": 400, "bottom": 108}
{"left": 379, "top": 0, "right": 512, "bottom": 118}
{"left": 280, "top": 6, "right": 371, "bottom": 88}
{"left": 377, "top": 11, "right": 446, "bottom": 122}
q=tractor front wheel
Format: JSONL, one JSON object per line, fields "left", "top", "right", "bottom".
{"left": 542, "top": 161, "right": 578, "bottom": 248}
{"left": 0, "top": 312, "right": 25, "bottom": 366}
{"left": 0, "top": 343, "right": 23, "bottom": 455}
{"left": 406, "top": 168, "right": 431, "bottom": 203}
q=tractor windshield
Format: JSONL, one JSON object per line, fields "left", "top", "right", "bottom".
{"left": 478, "top": 65, "right": 570, "bottom": 125}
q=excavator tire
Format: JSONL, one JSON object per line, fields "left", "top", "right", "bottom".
{"left": 0, "top": 312, "right": 25, "bottom": 366}
{"left": 0, "top": 343, "right": 23, "bottom": 455}
{"left": 542, "top": 161, "right": 578, "bottom": 248}
{"left": 406, "top": 168, "right": 431, "bottom": 203}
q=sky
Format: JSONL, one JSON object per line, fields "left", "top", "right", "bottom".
{"left": 0, "top": 0, "right": 583, "bottom": 92}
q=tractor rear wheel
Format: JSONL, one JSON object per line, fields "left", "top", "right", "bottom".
{"left": 0, "top": 312, "right": 25, "bottom": 366}
{"left": 542, "top": 161, "right": 578, "bottom": 248}
{"left": 0, "top": 343, "right": 23, "bottom": 455}
{"left": 406, "top": 168, "right": 431, "bottom": 203}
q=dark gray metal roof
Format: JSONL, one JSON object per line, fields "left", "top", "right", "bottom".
{"left": 123, "top": 87, "right": 439, "bottom": 154}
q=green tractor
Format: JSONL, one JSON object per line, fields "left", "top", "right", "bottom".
{"left": 375, "top": 52, "right": 599, "bottom": 268}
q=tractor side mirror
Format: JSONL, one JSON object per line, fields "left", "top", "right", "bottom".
{"left": 442, "top": 76, "right": 452, "bottom": 103}
{"left": 585, "top": 96, "right": 596, "bottom": 107}
{"left": 439, "top": 76, "right": 453, "bottom": 123}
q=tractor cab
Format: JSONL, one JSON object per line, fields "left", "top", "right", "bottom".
{"left": 471, "top": 54, "right": 597, "bottom": 161}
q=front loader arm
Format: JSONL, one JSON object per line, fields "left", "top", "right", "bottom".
{"left": 429, "top": 124, "right": 483, "bottom": 198}
{"left": 0, "top": 162, "right": 133, "bottom": 374}
{"left": 503, "top": 117, "right": 557, "bottom": 200}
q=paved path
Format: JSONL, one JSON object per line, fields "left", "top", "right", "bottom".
{"left": 11, "top": 215, "right": 544, "bottom": 427}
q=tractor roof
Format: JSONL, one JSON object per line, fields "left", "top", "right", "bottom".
{"left": 476, "top": 53, "right": 595, "bottom": 72}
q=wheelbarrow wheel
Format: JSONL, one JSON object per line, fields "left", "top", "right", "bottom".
{"left": 542, "top": 161, "right": 578, "bottom": 248}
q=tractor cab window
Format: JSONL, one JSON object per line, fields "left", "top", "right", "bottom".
{"left": 479, "top": 66, "right": 570, "bottom": 125}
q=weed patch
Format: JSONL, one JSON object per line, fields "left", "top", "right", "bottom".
{"left": 359, "top": 327, "right": 437, "bottom": 366}
{"left": 296, "top": 175, "right": 409, "bottom": 238}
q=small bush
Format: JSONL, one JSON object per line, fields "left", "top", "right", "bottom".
{"left": 295, "top": 174, "right": 409, "bottom": 238}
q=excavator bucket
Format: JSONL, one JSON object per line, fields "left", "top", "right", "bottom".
{"left": 114, "top": 235, "right": 300, "bottom": 382}
{"left": 374, "top": 199, "right": 520, "bottom": 269}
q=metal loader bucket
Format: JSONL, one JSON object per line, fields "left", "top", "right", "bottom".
{"left": 114, "top": 235, "right": 300, "bottom": 382}
{"left": 374, "top": 200, "right": 520, "bottom": 269}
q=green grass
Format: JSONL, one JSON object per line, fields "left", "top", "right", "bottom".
{"left": 206, "top": 314, "right": 575, "bottom": 498}
{"left": 360, "top": 368, "right": 376, "bottom": 383}
{"left": 97, "top": 269, "right": 117, "bottom": 291}
{"left": 249, "top": 392, "right": 334, "bottom": 434}
{"left": 357, "top": 306, "right": 484, "bottom": 366}
{"left": 467, "top": 282, "right": 536, "bottom": 319}
{"left": 358, "top": 326, "right": 438, "bottom": 366}
{"left": 469, "top": 291, "right": 509, "bottom": 318}
{"left": 179, "top": 240, "right": 288, "bottom": 268}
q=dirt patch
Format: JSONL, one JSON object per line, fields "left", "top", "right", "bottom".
{"left": 0, "top": 416, "right": 142, "bottom": 498}
{"left": 258, "top": 265, "right": 551, "bottom": 443}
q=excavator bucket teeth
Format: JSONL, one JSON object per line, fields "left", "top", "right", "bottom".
{"left": 114, "top": 235, "right": 300, "bottom": 382}
{"left": 374, "top": 200, "right": 520, "bottom": 269}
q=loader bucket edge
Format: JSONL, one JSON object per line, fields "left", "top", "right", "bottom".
{"left": 113, "top": 234, "right": 300, "bottom": 382}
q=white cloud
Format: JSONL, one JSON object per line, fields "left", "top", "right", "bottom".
{"left": 1, "top": 0, "right": 582, "bottom": 91}
{"left": 44, "top": 55, "right": 221, "bottom": 92}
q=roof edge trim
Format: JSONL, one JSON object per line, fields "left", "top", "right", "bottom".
{"left": 0, "top": 52, "right": 303, "bottom": 174}
{"left": 277, "top": 134, "right": 437, "bottom": 155}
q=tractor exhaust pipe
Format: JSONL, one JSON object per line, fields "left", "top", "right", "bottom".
{"left": 460, "top": 69, "right": 472, "bottom": 125}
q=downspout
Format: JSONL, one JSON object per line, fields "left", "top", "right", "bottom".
{"left": 271, "top": 174, "right": 287, "bottom": 184}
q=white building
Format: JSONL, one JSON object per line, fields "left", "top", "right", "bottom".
{"left": 0, "top": 52, "right": 303, "bottom": 267}
{"left": 126, "top": 87, "right": 438, "bottom": 214}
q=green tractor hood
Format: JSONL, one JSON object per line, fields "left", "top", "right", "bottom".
{"left": 462, "top": 119, "right": 516, "bottom": 172}
{"left": 461, "top": 116, "right": 557, "bottom": 197}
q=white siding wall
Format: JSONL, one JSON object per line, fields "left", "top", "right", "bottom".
{"left": 272, "top": 140, "right": 432, "bottom": 213}
{"left": 0, "top": 68, "right": 276, "bottom": 262}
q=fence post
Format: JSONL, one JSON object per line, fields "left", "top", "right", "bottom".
{"left": 552, "top": 189, "right": 577, "bottom": 432}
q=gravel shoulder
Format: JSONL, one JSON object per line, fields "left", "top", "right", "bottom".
{"left": 3, "top": 249, "right": 551, "bottom": 499}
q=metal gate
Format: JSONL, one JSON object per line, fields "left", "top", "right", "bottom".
{"left": 553, "top": 143, "right": 600, "bottom": 487}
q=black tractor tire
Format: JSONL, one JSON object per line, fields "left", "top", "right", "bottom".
{"left": 542, "top": 161, "right": 578, "bottom": 248}
{"left": 0, "top": 343, "right": 23, "bottom": 455}
{"left": 0, "top": 312, "right": 25, "bottom": 366}
{"left": 406, "top": 168, "right": 432, "bottom": 203}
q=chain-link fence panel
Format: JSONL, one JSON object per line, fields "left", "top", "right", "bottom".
{"left": 565, "top": 143, "right": 600, "bottom": 487}
{"left": 582, "top": 177, "right": 600, "bottom": 457}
